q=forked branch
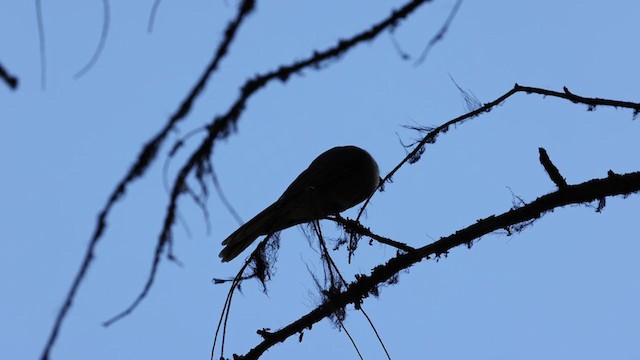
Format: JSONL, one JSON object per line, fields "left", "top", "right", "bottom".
{"left": 238, "top": 170, "right": 640, "bottom": 359}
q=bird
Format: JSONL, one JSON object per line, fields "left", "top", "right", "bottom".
{"left": 219, "top": 145, "right": 380, "bottom": 262}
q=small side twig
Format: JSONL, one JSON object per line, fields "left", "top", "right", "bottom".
{"left": 0, "top": 61, "right": 18, "bottom": 89}
{"left": 332, "top": 215, "right": 416, "bottom": 253}
{"left": 538, "top": 147, "right": 568, "bottom": 189}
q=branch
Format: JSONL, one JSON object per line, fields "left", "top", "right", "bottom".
{"left": 147, "top": 0, "right": 162, "bottom": 32}
{"left": 0, "top": 61, "right": 18, "bottom": 90}
{"left": 35, "top": 0, "right": 46, "bottom": 90}
{"left": 40, "top": 1, "right": 256, "bottom": 358}
{"left": 357, "top": 84, "right": 640, "bottom": 220}
{"left": 331, "top": 215, "right": 416, "bottom": 253}
{"left": 238, "top": 170, "right": 640, "bottom": 359}
{"left": 538, "top": 147, "right": 568, "bottom": 188}
{"left": 388, "top": 84, "right": 640, "bottom": 188}
{"left": 414, "top": 0, "right": 462, "bottom": 65}
{"left": 106, "top": 0, "right": 432, "bottom": 326}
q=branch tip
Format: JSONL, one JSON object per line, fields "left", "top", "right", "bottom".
{"left": 538, "top": 147, "right": 568, "bottom": 189}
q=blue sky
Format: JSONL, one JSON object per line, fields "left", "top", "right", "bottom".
{"left": 1, "top": 1, "right": 639, "bottom": 359}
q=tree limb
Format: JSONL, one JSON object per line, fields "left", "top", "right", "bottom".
{"left": 331, "top": 215, "right": 416, "bottom": 253}
{"left": 357, "top": 84, "right": 640, "bottom": 220}
{"left": 238, "top": 170, "right": 640, "bottom": 359}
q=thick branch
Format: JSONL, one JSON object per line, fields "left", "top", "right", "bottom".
{"left": 331, "top": 215, "right": 416, "bottom": 253}
{"left": 239, "top": 170, "right": 640, "bottom": 359}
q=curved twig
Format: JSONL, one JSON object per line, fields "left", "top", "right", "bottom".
{"left": 0, "top": 61, "right": 18, "bottom": 89}
{"left": 35, "top": 0, "right": 46, "bottom": 90}
{"left": 414, "top": 0, "right": 463, "bottom": 65}
{"left": 315, "top": 221, "right": 392, "bottom": 360}
{"left": 147, "top": 0, "right": 162, "bottom": 33}
{"left": 331, "top": 214, "right": 416, "bottom": 253}
{"left": 73, "top": 0, "right": 110, "bottom": 79}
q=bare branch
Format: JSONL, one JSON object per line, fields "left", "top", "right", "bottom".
{"left": 538, "top": 147, "right": 568, "bottom": 189}
{"left": 331, "top": 215, "right": 416, "bottom": 253}
{"left": 357, "top": 84, "right": 640, "bottom": 221}
{"left": 148, "top": 0, "right": 162, "bottom": 33}
{"left": 238, "top": 170, "right": 640, "bottom": 359}
{"left": 0, "top": 61, "right": 18, "bottom": 89}
{"left": 39, "top": 1, "right": 256, "bottom": 358}
{"left": 414, "top": 0, "right": 463, "bottom": 65}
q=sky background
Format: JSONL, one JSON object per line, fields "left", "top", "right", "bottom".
{"left": 1, "top": 1, "right": 639, "bottom": 359}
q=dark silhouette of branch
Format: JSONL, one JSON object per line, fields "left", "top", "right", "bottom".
{"left": 356, "top": 84, "right": 640, "bottom": 220}
{"left": 39, "top": 1, "right": 256, "bottom": 358}
{"left": 331, "top": 215, "right": 416, "bottom": 253}
{"left": 414, "top": 0, "right": 462, "bottom": 65}
{"left": 386, "top": 84, "right": 640, "bottom": 188}
{"left": 74, "top": 0, "right": 110, "bottom": 79}
{"left": 0, "top": 61, "right": 18, "bottom": 89}
{"left": 237, "top": 170, "right": 640, "bottom": 359}
{"left": 105, "top": 0, "right": 432, "bottom": 327}
{"left": 538, "top": 147, "right": 568, "bottom": 189}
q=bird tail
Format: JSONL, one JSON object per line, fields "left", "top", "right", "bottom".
{"left": 219, "top": 202, "right": 282, "bottom": 262}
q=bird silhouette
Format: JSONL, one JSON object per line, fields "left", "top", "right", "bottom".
{"left": 219, "top": 145, "right": 379, "bottom": 262}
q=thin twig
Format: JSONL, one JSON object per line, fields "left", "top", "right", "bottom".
{"left": 0, "top": 61, "right": 18, "bottom": 89}
{"left": 332, "top": 215, "right": 416, "bottom": 253}
{"left": 74, "top": 0, "right": 110, "bottom": 79}
{"left": 315, "top": 222, "right": 391, "bottom": 360}
{"left": 148, "top": 0, "right": 162, "bottom": 33}
{"left": 210, "top": 235, "right": 272, "bottom": 360}
{"left": 360, "top": 308, "right": 392, "bottom": 360}
{"left": 210, "top": 166, "right": 243, "bottom": 226}
{"left": 35, "top": 0, "right": 46, "bottom": 90}
{"left": 337, "top": 318, "right": 365, "bottom": 360}
{"left": 356, "top": 84, "right": 640, "bottom": 221}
